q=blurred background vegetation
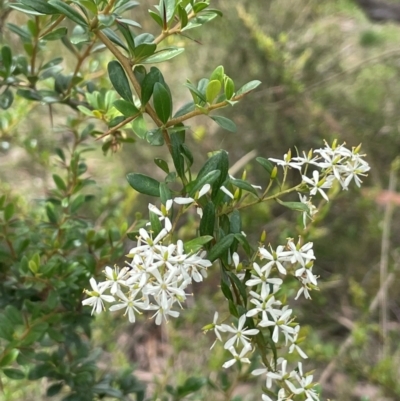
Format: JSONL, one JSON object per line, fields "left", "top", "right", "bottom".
{"left": 1, "top": 0, "right": 400, "bottom": 400}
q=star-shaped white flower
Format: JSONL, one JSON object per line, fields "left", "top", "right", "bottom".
{"left": 221, "top": 315, "right": 259, "bottom": 350}
{"left": 82, "top": 278, "right": 115, "bottom": 315}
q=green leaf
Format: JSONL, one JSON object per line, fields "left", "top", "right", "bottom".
{"left": 220, "top": 276, "right": 234, "bottom": 302}
{"left": 276, "top": 199, "right": 309, "bottom": 212}
{"left": 42, "top": 27, "right": 67, "bottom": 41}
{"left": 161, "top": 0, "right": 176, "bottom": 25}
{"left": 1, "top": 46, "right": 12, "bottom": 74}
{"left": 176, "top": 377, "right": 207, "bottom": 398}
{"left": 231, "top": 178, "right": 259, "bottom": 196}
{"left": 224, "top": 77, "right": 235, "bottom": 99}
{"left": 141, "top": 47, "right": 184, "bottom": 64}
{"left": 108, "top": 60, "right": 133, "bottom": 103}
{"left": 236, "top": 80, "right": 262, "bottom": 96}
{"left": 159, "top": 182, "right": 172, "bottom": 205}
{"left": 210, "top": 115, "right": 236, "bottom": 132}
{"left": 229, "top": 210, "right": 241, "bottom": 234}
{"left": 134, "top": 43, "right": 157, "bottom": 61}
{"left": 9, "top": 3, "right": 45, "bottom": 15}
{"left": 146, "top": 128, "right": 164, "bottom": 146}
{"left": 199, "top": 202, "right": 215, "bottom": 238}
{"left": 178, "top": 5, "right": 188, "bottom": 28}
{"left": 0, "top": 349, "right": 18, "bottom": 367}
{"left": 52, "top": 174, "right": 66, "bottom": 191}
{"left": 153, "top": 82, "right": 172, "bottom": 124}
{"left": 6, "top": 23, "right": 31, "bottom": 42}
{"left": 234, "top": 233, "right": 252, "bottom": 255}
{"left": 0, "top": 89, "right": 13, "bottom": 110}
{"left": 4, "top": 305, "right": 23, "bottom": 325}
{"left": 115, "top": 18, "right": 141, "bottom": 28}
{"left": 98, "top": 14, "right": 115, "bottom": 27}
{"left": 208, "top": 233, "right": 235, "bottom": 262}
{"left": 197, "top": 151, "right": 227, "bottom": 183}
{"left": 113, "top": 99, "right": 139, "bottom": 117}
{"left": 116, "top": 21, "right": 136, "bottom": 54}
{"left": 78, "top": 0, "right": 98, "bottom": 14}
{"left": 17, "top": 88, "right": 41, "bottom": 101}
{"left": 256, "top": 157, "right": 274, "bottom": 175}
{"left": 184, "top": 81, "right": 206, "bottom": 103}
{"left": 170, "top": 131, "right": 185, "bottom": 178}
{"left": 48, "top": 0, "right": 88, "bottom": 26}
{"left": 184, "top": 236, "right": 213, "bottom": 254}
{"left": 141, "top": 67, "right": 164, "bottom": 105}
{"left": 149, "top": 10, "right": 163, "bottom": 27}
{"left": 3, "top": 368, "right": 25, "bottom": 380}
{"left": 28, "top": 363, "right": 52, "bottom": 380}
{"left": 126, "top": 173, "right": 160, "bottom": 197}
{"left": 102, "top": 28, "right": 128, "bottom": 51}
{"left": 150, "top": 211, "right": 162, "bottom": 237}
{"left": 193, "top": 2, "right": 209, "bottom": 13}
{"left": 189, "top": 170, "right": 221, "bottom": 197}
{"left": 206, "top": 80, "right": 221, "bottom": 103}
{"left": 173, "top": 101, "right": 195, "bottom": 118}
{"left": 20, "top": 0, "right": 57, "bottom": 14}
{"left": 210, "top": 65, "right": 224, "bottom": 83}
{"left": 181, "top": 11, "right": 219, "bottom": 31}
{"left": 131, "top": 114, "right": 147, "bottom": 139}
{"left": 226, "top": 271, "right": 247, "bottom": 304}
{"left": 4, "top": 203, "right": 14, "bottom": 221}
{"left": 154, "top": 158, "right": 169, "bottom": 173}
{"left": 133, "top": 65, "right": 147, "bottom": 86}
{"left": 46, "top": 383, "right": 63, "bottom": 397}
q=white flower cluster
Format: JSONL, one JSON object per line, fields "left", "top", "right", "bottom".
{"left": 270, "top": 141, "right": 370, "bottom": 226}
{"left": 208, "top": 237, "right": 319, "bottom": 399}
{"left": 257, "top": 359, "right": 319, "bottom": 401}
{"left": 82, "top": 208, "right": 211, "bottom": 325}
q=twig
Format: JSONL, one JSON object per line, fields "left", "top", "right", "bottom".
{"left": 95, "top": 113, "right": 139, "bottom": 141}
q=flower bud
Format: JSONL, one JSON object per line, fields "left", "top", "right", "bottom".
{"left": 271, "top": 166, "right": 278, "bottom": 179}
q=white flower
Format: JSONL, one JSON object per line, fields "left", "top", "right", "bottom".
{"left": 147, "top": 297, "right": 180, "bottom": 325}
{"left": 246, "top": 285, "right": 281, "bottom": 324}
{"left": 258, "top": 307, "right": 295, "bottom": 343}
{"left": 286, "top": 239, "right": 315, "bottom": 268}
{"left": 198, "top": 183, "right": 211, "bottom": 198}
{"left": 287, "top": 363, "right": 320, "bottom": 400}
{"left": 103, "top": 265, "right": 129, "bottom": 295}
{"left": 259, "top": 245, "right": 291, "bottom": 275}
{"left": 298, "top": 194, "right": 318, "bottom": 228}
{"left": 288, "top": 326, "right": 308, "bottom": 359}
{"left": 174, "top": 197, "right": 195, "bottom": 205}
{"left": 222, "top": 345, "right": 252, "bottom": 368}
{"left": 148, "top": 200, "right": 172, "bottom": 220}
{"left": 245, "top": 262, "right": 283, "bottom": 288}
{"left": 109, "top": 291, "right": 146, "bottom": 323}
{"left": 221, "top": 315, "right": 259, "bottom": 350}
{"left": 82, "top": 278, "right": 115, "bottom": 315}
{"left": 210, "top": 312, "right": 226, "bottom": 349}
{"left": 173, "top": 184, "right": 211, "bottom": 205}
{"left": 269, "top": 153, "right": 302, "bottom": 170}
{"left": 220, "top": 185, "right": 234, "bottom": 199}
{"left": 302, "top": 170, "right": 333, "bottom": 202}
{"left": 295, "top": 263, "right": 317, "bottom": 286}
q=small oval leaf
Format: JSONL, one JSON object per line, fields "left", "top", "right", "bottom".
{"left": 126, "top": 173, "right": 160, "bottom": 197}
{"left": 108, "top": 60, "right": 133, "bottom": 102}
{"left": 153, "top": 82, "right": 172, "bottom": 124}
{"left": 210, "top": 115, "right": 236, "bottom": 132}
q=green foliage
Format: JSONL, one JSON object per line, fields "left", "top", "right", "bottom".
{"left": 0, "top": 0, "right": 395, "bottom": 400}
